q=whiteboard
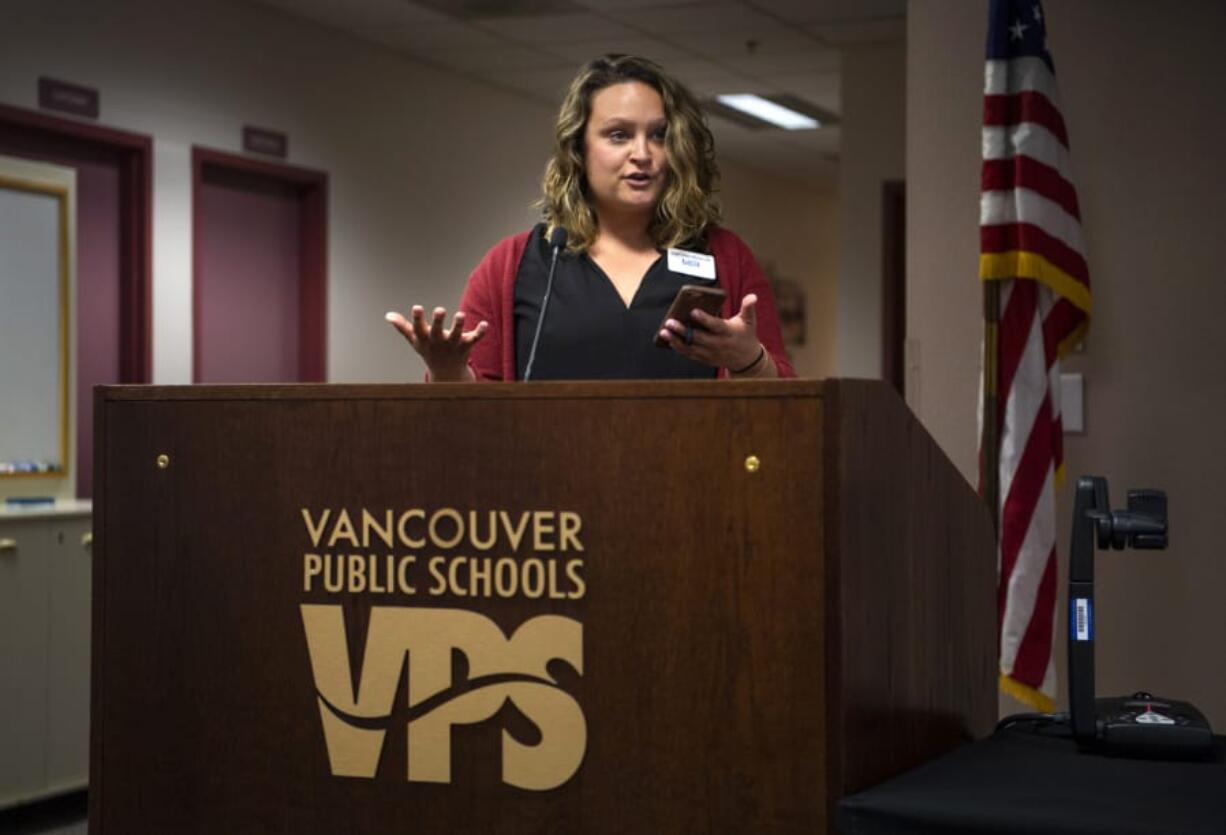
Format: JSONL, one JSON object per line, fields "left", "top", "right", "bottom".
{"left": 0, "top": 158, "right": 73, "bottom": 476}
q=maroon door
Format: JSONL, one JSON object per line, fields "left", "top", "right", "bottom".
{"left": 192, "top": 148, "right": 327, "bottom": 384}
{"left": 0, "top": 105, "right": 152, "bottom": 498}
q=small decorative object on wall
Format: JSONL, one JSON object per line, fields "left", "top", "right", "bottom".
{"left": 766, "top": 262, "right": 806, "bottom": 346}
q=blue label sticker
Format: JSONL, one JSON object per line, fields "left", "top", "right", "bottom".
{"left": 1072, "top": 597, "right": 1093, "bottom": 642}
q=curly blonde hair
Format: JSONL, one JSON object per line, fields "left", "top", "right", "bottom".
{"left": 540, "top": 54, "right": 721, "bottom": 251}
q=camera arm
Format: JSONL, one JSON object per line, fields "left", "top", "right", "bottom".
{"left": 1067, "top": 477, "right": 1168, "bottom": 743}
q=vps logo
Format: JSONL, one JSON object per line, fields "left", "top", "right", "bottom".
{"left": 300, "top": 605, "right": 586, "bottom": 790}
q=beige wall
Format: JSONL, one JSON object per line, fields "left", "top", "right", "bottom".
{"left": 720, "top": 161, "right": 838, "bottom": 379}
{"left": 909, "top": 0, "right": 1226, "bottom": 725}
{"left": 837, "top": 41, "right": 906, "bottom": 379}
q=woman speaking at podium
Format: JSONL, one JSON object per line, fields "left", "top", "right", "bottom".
{"left": 387, "top": 54, "right": 795, "bottom": 382}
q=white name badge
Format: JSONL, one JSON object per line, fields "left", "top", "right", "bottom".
{"left": 667, "top": 248, "right": 716, "bottom": 281}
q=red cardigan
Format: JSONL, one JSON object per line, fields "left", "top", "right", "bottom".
{"left": 457, "top": 226, "right": 796, "bottom": 380}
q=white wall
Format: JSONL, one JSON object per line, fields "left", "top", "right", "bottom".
{"left": 909, "top": 0, "right": 1226, "bottom": 725}
{"left": 0, "top": 0, "right": 552, "bottom": 384}
{"left": 837, "top": 41, "right": 906, "bottom": 379}
{"left": 0, "top": 0, "right": 838, "bottom": 385}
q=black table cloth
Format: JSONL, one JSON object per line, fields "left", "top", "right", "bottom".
{"left": 838, "top": 723, "right": 1226, "bottom": 834}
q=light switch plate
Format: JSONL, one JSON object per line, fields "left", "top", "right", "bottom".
{"left": 1061, "top": 372, "right": 1084, "bottom": 433}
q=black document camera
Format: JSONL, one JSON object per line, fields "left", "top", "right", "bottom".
{"left": 1067, "top": 476, "right": 1213, "bottom": 758}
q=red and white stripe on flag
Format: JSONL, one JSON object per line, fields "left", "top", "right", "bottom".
{"left": 981, "top": 1, "right": 1091, "bottom": 711}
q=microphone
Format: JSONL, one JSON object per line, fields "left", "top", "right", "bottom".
{"left": 523, "top": 225, "right": 568, "bottom": 381}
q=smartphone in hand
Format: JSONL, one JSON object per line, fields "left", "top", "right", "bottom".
{"left": 654, "top": 284, "right": 726, "bottom": 347}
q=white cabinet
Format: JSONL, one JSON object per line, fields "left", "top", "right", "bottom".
{"left": 46, "top": 514, "right": 92, "bottom": 793}
{"left": 0, "top": 506, "right": 91, "bottom": 809}
{"left": 0, "top": 517, "right": 50, "bottom": 806}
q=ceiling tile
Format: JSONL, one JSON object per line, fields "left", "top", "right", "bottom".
{"left": 572, "top": 0, "right": 709, "bottom": 10}
{"left": 475, "top": 64, "right": 581, "bottom": 104}
{"left": 709, "top": 118, "right": 762, "bottom": 153}
{"left": 747, "top": 0, "right": 904, "bottom": 26}
{"left": 606, "top": 2, "right": 784, "bottom": 34}
{"left": 717, "top": 46, "right": 841, "bottom": 76}
{"left": 662, "top": 60, "right": 761, "bottom": 95}
{"left": 830, "top": 0, "right": 906, "bottom": 20}
{"left": 738, "top": 0, "right": 844, "bottom": 25}
{"left": 254, "top": 0, "right": 451, "bottom": 30}
{"left": 540, "top": 36, "right": 695, "bottom": 65}
{"left": 664, "top": 25, "right": 824, "bottom": 62}
{"left": 805, "top": 18, "right": 906, "bottom": 45}
{"left": 688, "top": 74, "right": 774, "bottom": 98}
{"left": 474, "top": 11, "right": 642, "bottom": 43}
{"left": 420, "top": 44, "right": 573, "bottom": 73}
{"left": 756, "top": 71, "right": 841, "bottom": 113}
{"left": 774, "top": 124, "right": 841, "bottom": 154}
{"left": 357, "top": 20, "right": 503, "bottom": 52}
{"left": 410, "top": 0, "right": 584, "bottom": 17}
{"left": 662, "top": 56, "right": 746, "bottom": 82}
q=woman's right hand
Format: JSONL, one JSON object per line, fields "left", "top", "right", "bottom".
{"left": 385, "top": 306, "right": 488, "bottom": 382}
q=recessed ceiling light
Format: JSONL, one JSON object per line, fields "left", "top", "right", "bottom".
{"left": 714, "top": 94, "right": 820, "bottom": 130}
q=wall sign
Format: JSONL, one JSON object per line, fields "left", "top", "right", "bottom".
{"left": 243, "top": 125, "right": 288, "bottom": 158}
{"left": 38, "top": 77, "right": 99, "bottom": 119}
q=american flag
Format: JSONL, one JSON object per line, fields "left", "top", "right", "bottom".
{"left": 981, "top": 0, "right": 1092, "bottom": 711}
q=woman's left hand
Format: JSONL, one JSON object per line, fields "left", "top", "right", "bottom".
{"left": 658, "top": 293, "right": 771, "bottom": 375}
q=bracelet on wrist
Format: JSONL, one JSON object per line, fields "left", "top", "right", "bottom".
{"left": 730, "top": 344, "right": 767, "bottom": 375}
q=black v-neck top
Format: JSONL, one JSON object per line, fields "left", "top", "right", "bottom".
{"left": 513, "top": 225, "right": 720, "bottom": 380}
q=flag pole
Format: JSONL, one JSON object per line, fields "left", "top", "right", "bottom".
{"left": 982, "top": 280, "right": 1001, "bottom": 539}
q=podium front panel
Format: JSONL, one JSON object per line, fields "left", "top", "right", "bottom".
{"left": 92, "top": 382, "right": 830, "bottom": 833}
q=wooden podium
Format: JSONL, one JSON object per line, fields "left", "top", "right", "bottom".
{"left": 90, "top": 380, "right": 995, "bottom": 833}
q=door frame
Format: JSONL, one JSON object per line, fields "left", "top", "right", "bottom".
{"left": 0, "top": 104, "right": 153, "bottom": 383}
{"left": 881, "top": 180, "right": 906, "bottom": 396}
{"left": 191, "top": 147, "right": 328, "bottom": 383}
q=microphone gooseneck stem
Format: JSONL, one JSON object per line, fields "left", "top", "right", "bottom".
{"left": 523, "top": 244, "right": 561, "bottom": 382}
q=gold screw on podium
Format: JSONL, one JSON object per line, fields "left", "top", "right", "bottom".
{"left": 156, "top": 454, "right": 170, "bottom": 470}
{"left": 744, "top": 455, "right": 761, "bottom": 473}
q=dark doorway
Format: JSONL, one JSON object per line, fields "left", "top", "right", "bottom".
{"left": 882, "top": 180, "right": 906, "bottom": 396}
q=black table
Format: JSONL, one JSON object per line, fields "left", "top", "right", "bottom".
{"left": 837, "top": 724, "right": 1226, "bottom": 834}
